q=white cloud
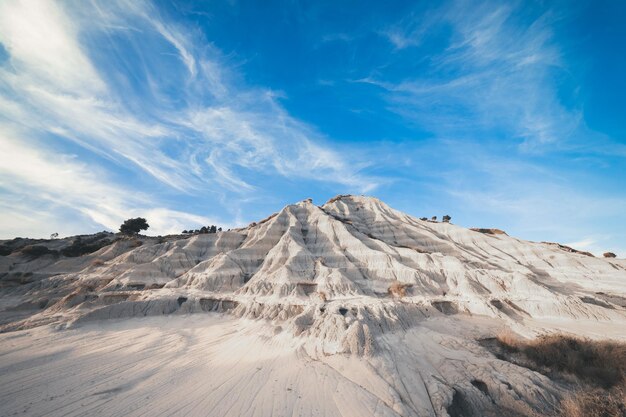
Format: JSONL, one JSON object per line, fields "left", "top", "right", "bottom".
{"left": 139, "top": 209, "right": 222, "bottom": 236}
{"left": 0, "top": 0, "right": 376, "bottom": 193}
{"left": 183, "top": 103, "right": 377, "bottom": 192}
{"left": 0, "top": 128, "right": 222, "bottom": 237}
{"left": 149, "top": 19, "right": 197, "bottom": 77}
{"left": 384, "top": 29, "right": 421, "bottom": 50}
{"left": 0, "top": 0, "right": 378, "bottom": 238}
{"left": 380, "top": 7, "right": 438, "bottom": 50}
{"left": 563, "top": 238, "right": 595, "bottom": 250}
{"left": 375, "top": 0, "right": 579, "bottom": 150}
{"left": 0, "top": 0, "right": 105, "bottom": 94}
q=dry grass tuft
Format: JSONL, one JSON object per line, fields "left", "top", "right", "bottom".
{"left": 388, "top": 281, "right": 411, "bottom": 298}
{"left": 498, "top": 334, "right": 626, "bottom": 389}
{"left": 317, "top": 291, "right": 328, "bottom": 302}
{"left": 496, "top": 329, "right": 522, "bottom": 350}
{"left": 91, "top": 259, "right": 105, "bottom": 267}
{"left": 491, "top": 332, "right": 626, "bottom": 417}
{"left": 559, "top": 388, "right": 625, "bottom": 417}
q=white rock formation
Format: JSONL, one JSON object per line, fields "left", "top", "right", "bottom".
{"left": 0, "top": 195, "right": 624, "bottom": 417}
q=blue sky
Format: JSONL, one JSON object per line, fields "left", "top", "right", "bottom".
{"left": 0, "top": 0, "right": 624, "bottom": 256}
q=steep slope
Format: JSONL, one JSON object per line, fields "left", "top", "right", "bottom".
{"left": 0, "top": 195, "right": 624, "bottom": 417}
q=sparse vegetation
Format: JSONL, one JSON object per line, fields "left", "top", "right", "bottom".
{"left": 0, "top": 245, "right": 12, "bottom": 256}
{"left": 603, "top": 252, "right": 617, "bottom": 258}
{"left": 0, "top": 238, "right": 48, "bottom": 257}
{"left": 495, "top": 329, "right": 520, "bottom": 348}
{"left": 20, "top": 245, "right": 58, "bottom": 258}
{"left": 490, "top": 332, "right": 626, "bottom": 417}
{"left": 388, "top": 281, "right": 411, "bottom": 298}
{"left": 442, "top": 215, "right": 451, "bottom": 223}
{"left": 119, "top": 217, "right": 149, "bottom": 235}
{"left": 183, "top": 225, "right": 222, "bottom": 234}
{"left": 61, "top": 235, "right": 113, "bottom": 257}
{"left": 559, "top": 388, "right": 625, "bottom": 417}
{"left": 495, "top": 333, "right": 625, "bottom": 388}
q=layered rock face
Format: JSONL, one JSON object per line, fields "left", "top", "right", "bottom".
{"left": 2, "top": 194, "right": 625, "bottom": 341}
{"left": 1, "top": 195, "right": 625, "bottom": 416}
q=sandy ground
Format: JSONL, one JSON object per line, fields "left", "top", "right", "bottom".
{"left": 0, "top": 314, "right": 409, "bottom": 417}
{"left": 2, "top": 311, "right": 598, "bottom": 417}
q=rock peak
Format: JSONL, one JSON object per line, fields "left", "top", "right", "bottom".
{"left": 323, "top": 194, "right": 382, "bottom": 206}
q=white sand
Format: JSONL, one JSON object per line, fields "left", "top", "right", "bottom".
{"left": 0, "top": 315, "right": 402, "bottom": 417}
{"left": 0, "top": 313, "right": 568, "bottom": 417}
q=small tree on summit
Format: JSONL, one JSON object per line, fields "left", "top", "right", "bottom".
{"left": 442, "top": 215, "right": 451, "bottom": 223}
{"left": 119, "top": 218, "right": 149, "bottom": 235}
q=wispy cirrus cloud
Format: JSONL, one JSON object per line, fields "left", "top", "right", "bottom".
{"left": 0, "top": 0, "right": 377, "bottom": 237}
{"left": 1, "top": 0, "right": 376, "bottom": 193}
{"left": 0, "top": 125, "right": 219, "bottom": 236}
{"left": 375, "top": 0, "right": 579, "bottom": 150}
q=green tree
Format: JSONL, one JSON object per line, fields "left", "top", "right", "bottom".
{"left": 119, "top": 217, "right": 149, "bottom": 235}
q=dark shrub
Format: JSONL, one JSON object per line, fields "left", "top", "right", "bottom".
{"left": 20, "top": 245, "right": 58, "bottom": 258}
{"left": 0, "top": 245, "right": 13, "bottom": 256}
{"left": 603, "top": 252, "right": 617, "bottom": 258}
{"left": 61, "top": 236, "right": 113, "bottom": 257}
{"left": 119, "top": 217, "right": 149, "bottom": 235}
